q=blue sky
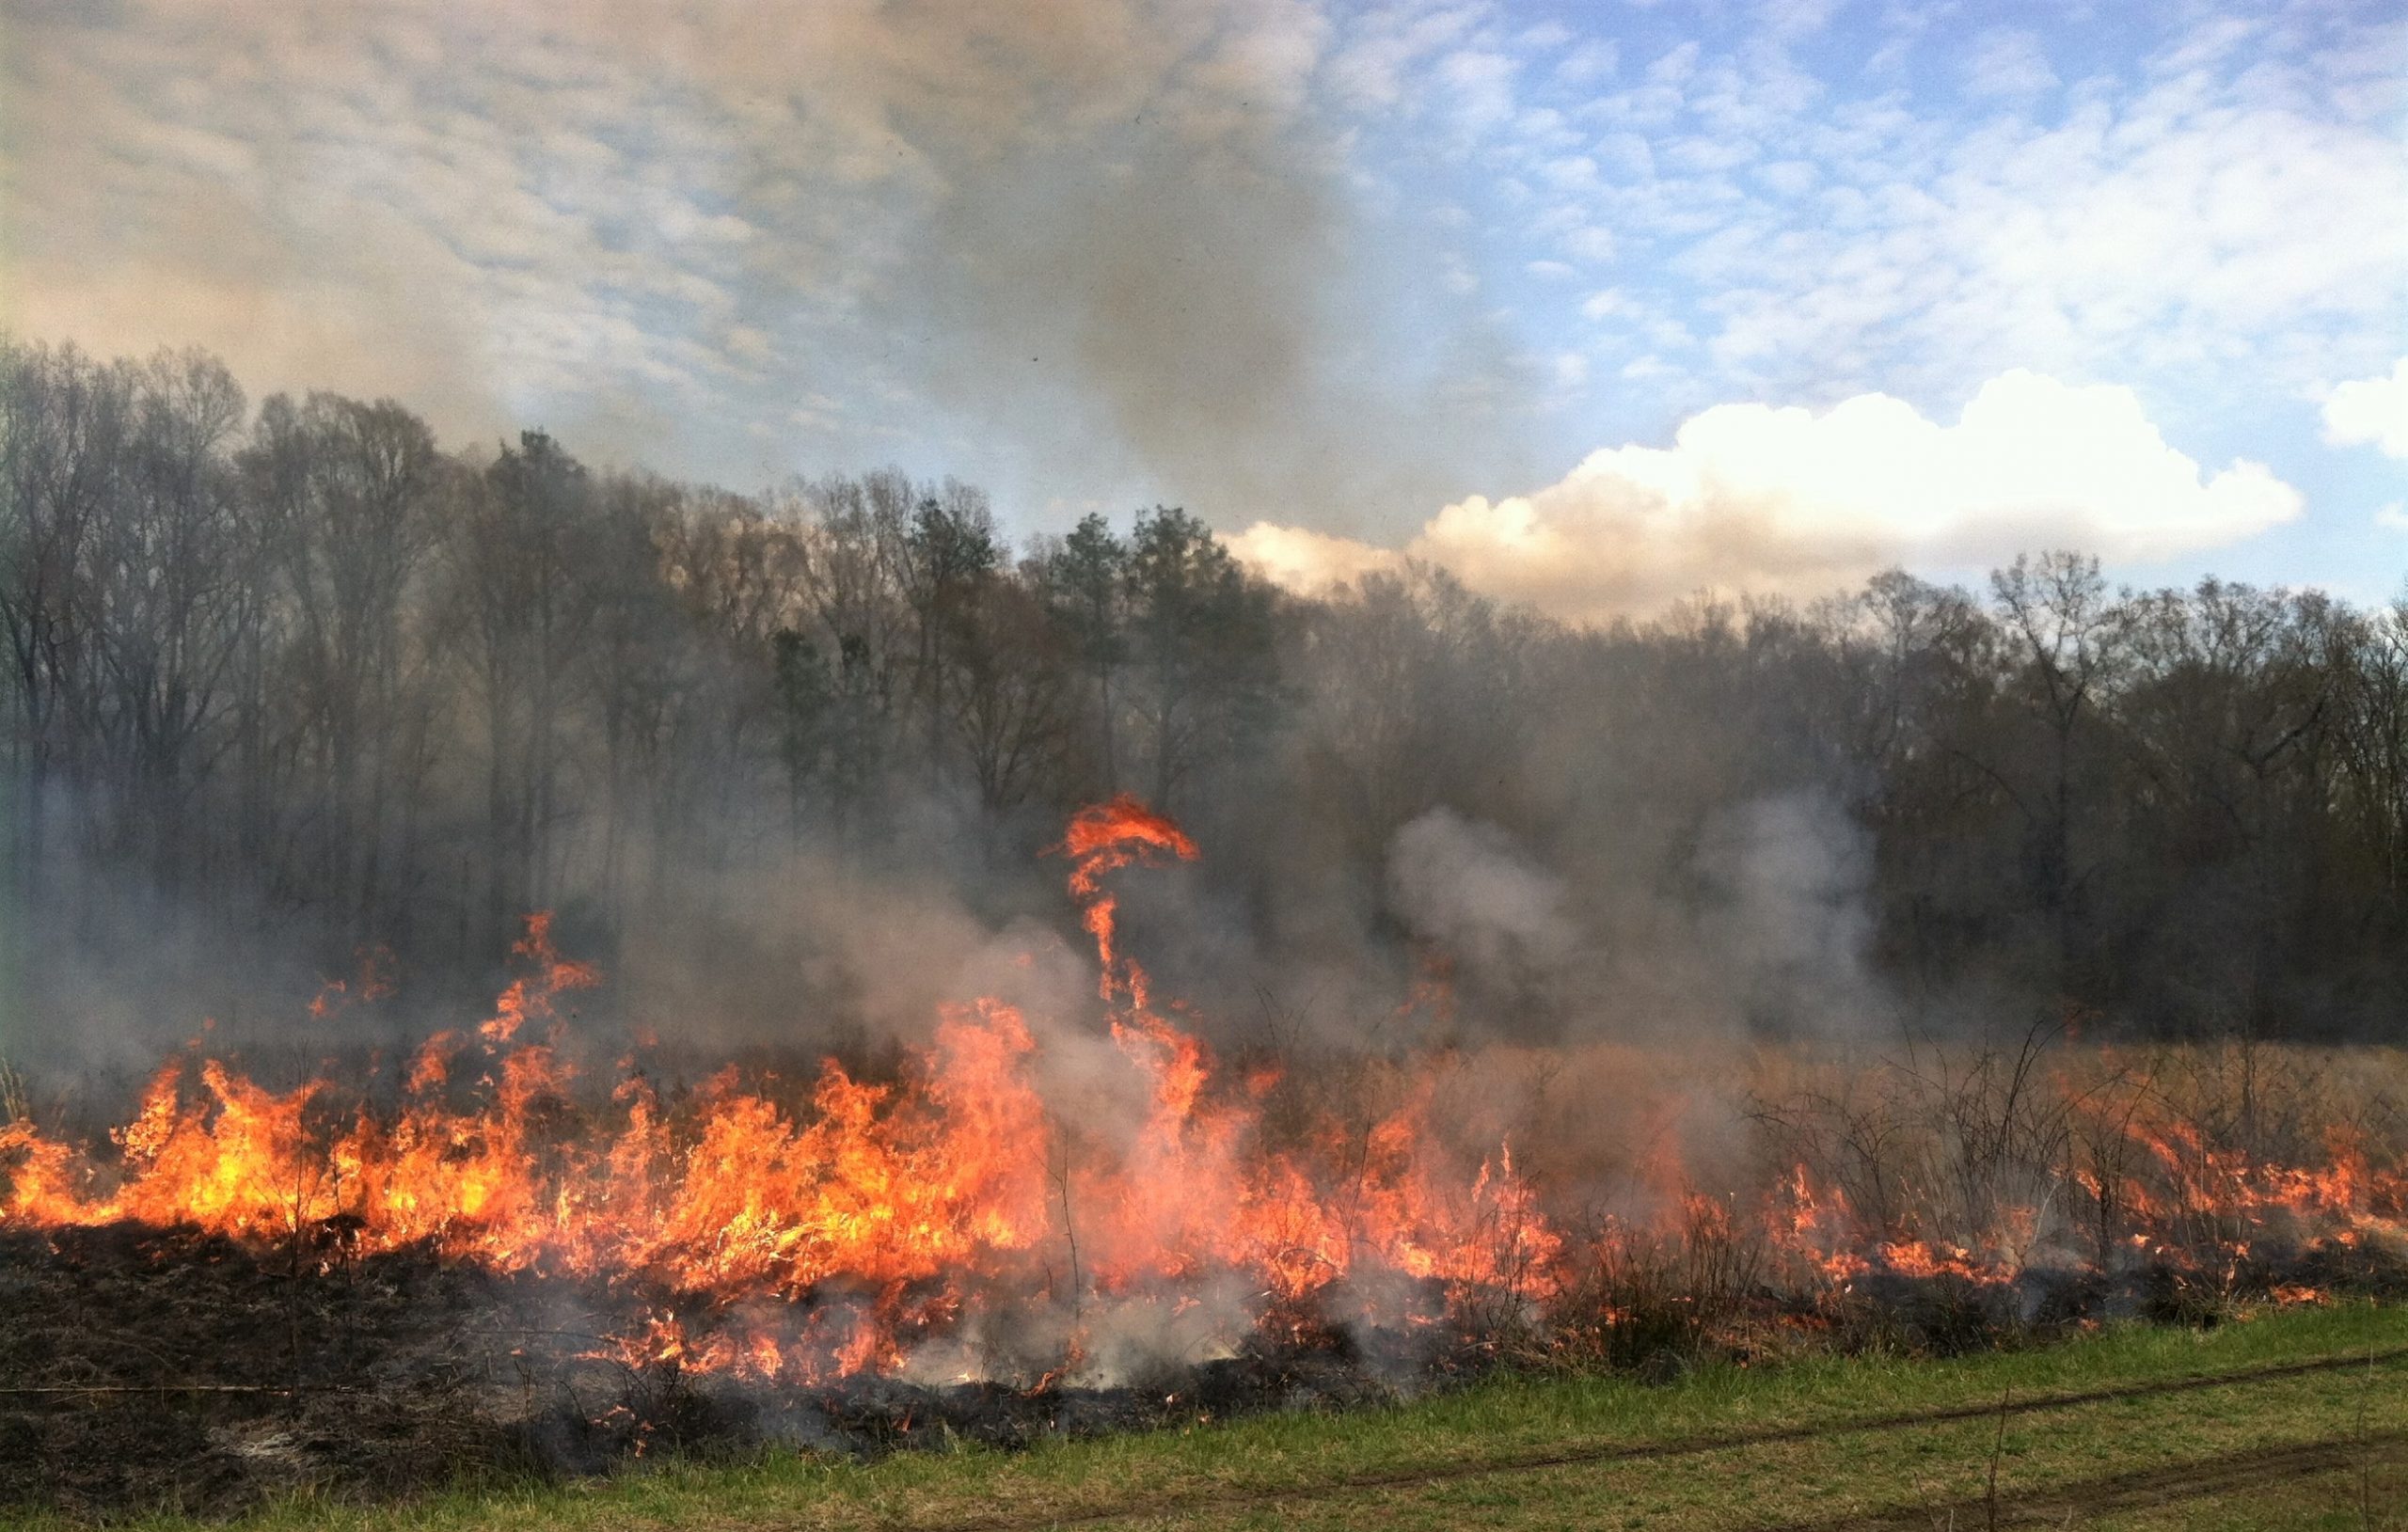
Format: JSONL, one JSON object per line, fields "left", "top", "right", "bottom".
{"left": 3, "top": 0, "right": 2402, "bottom": 616}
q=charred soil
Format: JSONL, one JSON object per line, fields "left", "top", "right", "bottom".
{"left": 7, "top": 1221, "right": 2406, "bottom": 1520}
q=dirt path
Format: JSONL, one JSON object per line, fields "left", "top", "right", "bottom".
{"left": 1766, "top": 1429, "right": 2408, "bottom": 1530}
{"left": 903, "top": 1347, "right": 2408, "bottom": 1532}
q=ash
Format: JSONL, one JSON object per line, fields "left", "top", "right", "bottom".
{"left": 0, "top": 1226, "right": 1456, "bottom": 1519}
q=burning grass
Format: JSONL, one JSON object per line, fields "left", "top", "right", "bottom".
{"left": 5, "top": 799, "right": 2408, "bottom": 1517}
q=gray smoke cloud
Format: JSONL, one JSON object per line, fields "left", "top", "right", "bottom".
{"left": 1373, "top": 794, "right": 1893, "bottom": 1051}
{"left": 1692, "top": 793, "right": 1886, "bottom": 1041}
{"left": 1386, "top": 807, "right": 1577, "bottom": 995}
{"left": 2, "top": 0, "right": 1539, "bottom": 533}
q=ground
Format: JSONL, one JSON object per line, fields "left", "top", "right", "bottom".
{"left": 5, "top": 1303, "right": 2400, "bottom": 1531}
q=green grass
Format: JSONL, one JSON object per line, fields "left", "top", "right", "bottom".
{"left": 15, "top": 1303, "right": 2408, "bottom": 1532}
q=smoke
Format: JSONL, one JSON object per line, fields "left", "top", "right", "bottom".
{"left": 1690, "top": 793, "right": 1888, "bottom": 1042}
{"left": 1386, "top": 808, "right": 1576, "bottom": 1007}
{"left": 7, "top": 840, "right": 333, "bottom": 1077}
{"left": 4, "top": 0, "right": 1538, "bottom": 529}
{"left": 1370, "top": 795, "right": 1891, "bottom": 1051}
{"left": 818, "top": 0, "right": 1542, "bottom": 528}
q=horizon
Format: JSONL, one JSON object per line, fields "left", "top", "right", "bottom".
{"left": 9, "top": 325, "right": 2401, "bottom": 629}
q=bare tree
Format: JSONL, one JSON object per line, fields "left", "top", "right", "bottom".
{"left": 1989, "top": 551, "right": 2131, "bottom": 979}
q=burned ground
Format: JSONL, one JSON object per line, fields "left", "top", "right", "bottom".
{"left": 7, "top": 1219, "right": 2404, "bottom": 1520}
{"left": 0, "top": 1224, "right": 1438, "bottom": 1519}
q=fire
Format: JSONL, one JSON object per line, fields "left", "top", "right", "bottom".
{"left": 0, "top": 800, "right": 1556, "bottom": 1383}
{"left": 4, "top": 800, "right": 2403, "bottom": 1385}
{"left": 1059, "top": 793, "right": 1197, "bottom": 1005}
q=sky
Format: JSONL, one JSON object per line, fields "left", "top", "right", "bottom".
{"left": 2, "top": 0, "right": 2402, "bottom": 619}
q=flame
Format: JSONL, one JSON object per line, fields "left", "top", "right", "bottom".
{"left": 1058, "top": 794, "right": 1196, "bottom": 1005}
{"left": 4, "top": 802, "right": 2401, "bottom": 1382}
{"left": 0, "top": 801, "right": 1562, "bottom": 1382}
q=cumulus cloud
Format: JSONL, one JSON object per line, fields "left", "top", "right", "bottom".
{"left": 2323, "top": 359, "right": 2408, "bottom": 458}
{"left": 1235, "top": 369, "right": 2304, "bottom": 621}
{"left": 1226, "top": 521, "right": 1405, "bottom": 592}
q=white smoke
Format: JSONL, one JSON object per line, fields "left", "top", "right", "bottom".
{"left": 1386, "top": 808, "right": 1577, "bottom": 990}
{"left": 1692, "top": 793, "right": 1885, "bottom": 1040}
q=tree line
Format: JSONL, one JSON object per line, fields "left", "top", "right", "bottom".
{"left": 4, "top": 336, "right": 2405, "bottom": 1043}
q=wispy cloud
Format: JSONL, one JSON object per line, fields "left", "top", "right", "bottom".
{"left": 1962, "top": 30, "right": 2059, "bottom": 100}
{"left": 1353, "top": 2, "right": 2403, "bottom": 428}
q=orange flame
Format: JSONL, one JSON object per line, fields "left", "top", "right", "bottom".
{"left": 1057, "top": 794, "right": 1197, "bottom": 1006}
{"left": 0, "top": 804, "right": 1575, "bottom": 1383}
{"left": 6, "top": 807, "right": 2400, "bottom": 1381}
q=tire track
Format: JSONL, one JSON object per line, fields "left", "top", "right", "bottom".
{"left": 1766, "top": 1429, "right": 2408, "bottom": 1530}
{"left": 889, "top": 1345, "right": 2408, "bottom": 1532}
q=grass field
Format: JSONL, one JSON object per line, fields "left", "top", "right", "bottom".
{"left": 11, "top": 1303, "right": 2404, "bottom": 1532}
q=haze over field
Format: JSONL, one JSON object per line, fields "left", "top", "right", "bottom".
{"left": 2, "top": 0, "right": 2405, "bottom": 1067}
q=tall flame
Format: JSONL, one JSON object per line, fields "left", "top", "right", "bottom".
{"left": 0, "top": 801, "right": 1569, "bottom": 1383}
{"left": 1058, "top": 793, "right": 1197, "bottom": 1006}
{"left": 3, "top": 803, "right": 2402, "bottom": 1382}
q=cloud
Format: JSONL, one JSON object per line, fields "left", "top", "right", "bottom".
{"left": 2323, "top": 359, "right": 2408, "bottom": 458}
{"left": 1698, "top": 64, "right": 2405, "bottom": 404}
{"left": 1226, "top": 520, "right": 1405, "bottom": 591}
{"left": 6, "top": 0, "right": 2394, "bottom": 566}
{"left": 1234, "top": 369, "right": 2304, "bottom": 621}
{"left": 1554, "top": 39, "right": 1618, "bottom": 86}
{"left": 1421, "top": 5, "right": 2405, "bottom": 438}
{"left": 1963, "top": 30, "right": 2058, "bottom": 99}
{"left": 0, "top": 0, "right": 1537, "bottom": 517}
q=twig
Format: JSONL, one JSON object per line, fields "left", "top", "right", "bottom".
{"left": 1052, "top": 1124, "right": 1083, "bottom": 1349}
{"left": 0, "top": 1051, "right": 28, "bottom": 1126}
